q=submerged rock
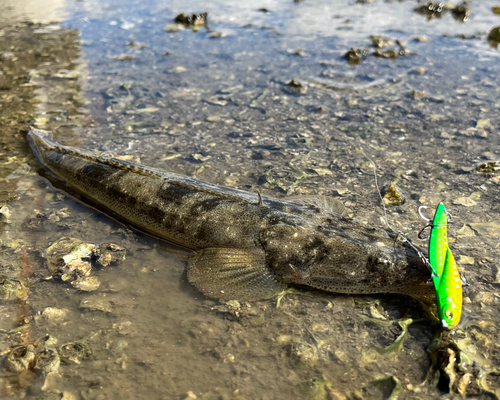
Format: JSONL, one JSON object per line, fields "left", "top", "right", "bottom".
{"left": 372, "top": 375, "right": 402, "bottom": 400}
{"left": 0, "top": 205, "right": 11, "bottom": 223}
{"left": 5, "top": 345, "right": 36, "bottom": 372}
{"left": 476, "top": 160, "right": 500, "bottom": 173}
{"left": 382, "top": 183, "right": 406, "bottom": 206}
{"left": 469, "top": 222, "right": 500, "bottom": 238}
{"left": 79, "top": 294, "right": 114, "bottom": 313}
{"left": 286, "top": 79, "right": 307, "bottom": 94}
{"left": 35, "top": 348, "right": 61, "bottom": 373}
{"left": 173, "top": 13, "right": 208, "bottom": 31}
{"left": 41, "top": 307, "right": 69, "bottom": 323}
{"left": 71, "top": 276, "right": 101, "bottom": 291}
{"left": 488, "top": 27, "right": 500, "bottom": 46}
{"left": 59, "top": 341, "right": 91, "bottom": 364}
{"left": 45, "top": 238, "right": 94, "bottom": 281}
{"left": 40, "top": 371, "right": 63, "bottom": 393}
{"left": 94, "top": 242, "right": 126, "bottom": 268}
{"left": 174, "top": 12, "right": 207, "bottom": 26}
{"left": 345, "top": 48, "right": 367, "bottom": 65}
{"left": 452, "top": 2, "right": 471, "bottom": 22}
{"left": 287, "top": 340, "right": 318, "bottom": 367}
{"left": 370, "top": 35, "right": 394, "bottom": 48}
{"left": 44, "top": 237, "right": 125, "bottom": 287}
{"left": 415, "top": 2, "right": 453, "bottom": 19}
{"left": 296, "top": 380, "right": 331, "bottom": 400}
{"left": 0, "top": 276, "right": 28, "bottom": 301}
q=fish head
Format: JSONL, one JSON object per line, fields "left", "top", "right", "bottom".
{"left": 437, "top": 296, "right": 461, "bottom": 330}
{"left": 436, "top": 249, "right": 462, "bottom": 330}
{"left": 262, "top": 223, "right": 431, "bottom": 294}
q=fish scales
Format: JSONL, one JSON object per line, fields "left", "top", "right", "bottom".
{"left": 28, "top": 129, "right": 431, "bottom": 301}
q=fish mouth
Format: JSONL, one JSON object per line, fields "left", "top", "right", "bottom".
{"left": 27, "top": 128, "right": 55, "bottom": 168}
{"left": 401, "top": 239, "right": 432, "bottom": 284}
{"left": 386, "top": 229, "right": 429, "bottom": 273}
{"left": 405, "top": 241, "right": 429, "bottom": 267}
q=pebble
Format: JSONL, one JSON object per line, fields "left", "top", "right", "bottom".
{"left": 476, "top": 119, "right": 492, "bottom": 129}
{"left": 382, "top": 183, "right": 406, "bottom": 205}
{"left": 41, "top": 371, "right": 63, "bottom": 392}
{"left": 0, "top": 205, "right": 11, "bottom": 222}
{"left": 183, "top": 391, "right": 198, "bottom": 400}
{"left": 61, "top": 391, "right": 78, "bottom": 400}
{"left": 489, "top": 176, "right": 500, "bottom": 185}
{"left": 456, "top": 224, "right": 475, "bottom": 237}
{"left": 476, "top": 292, "right": 497, "bottom": 306}
{"left": 453, "top": 197, "right": 476, "bottom": 207}
{"left": 80, "top": 294, "right": 113, "bottom": 313}
{"left": 475, "top": 130, "right": 488, "bottom": 139}
{"left": 457, "top": 373, "right": 473, "bottom": 397}
{"left": 94, "top": 243, "right": 126, "bottom": 268}
{"left": 481, "top": 152, "right": 497, "bottom": 160}
{"left": 333, "top": 349, "right": 350, "bottom": 364}
{"left": 313, "top": 168, "right": 333, "bottom": 176}
{"left": 457, "top": 256, "right": 474, "bottom": 265}
{"left": 469, "top": 222, "right": 500, "bottom": 238}
{"left": 42, "top": 307, "right": 69, "bottom": 323}
{"left": 71, "top": 276, "right": 101, "bottom": 291}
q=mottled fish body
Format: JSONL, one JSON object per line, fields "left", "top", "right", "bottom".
{"left": 28, "top": 129, "right": 430, "bottom": 301}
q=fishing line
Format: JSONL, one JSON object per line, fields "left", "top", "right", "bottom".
{"left": 358, "top": 142, "right": 432, "bottom": 270}
{"left": 358, "top": 143, "right": 391, "bottom": 231}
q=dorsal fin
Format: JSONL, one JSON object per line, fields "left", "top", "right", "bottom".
{"left": 286, "top": 195, "right": 347, "bottom": 216}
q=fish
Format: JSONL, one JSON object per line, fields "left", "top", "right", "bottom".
{"left": 28, "top": 128, "right": 431, "bottom": 301}
{"left": 427, "top": 203, "right": 462, "bottom": 329}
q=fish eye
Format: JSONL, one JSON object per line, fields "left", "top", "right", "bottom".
{"left": 445, "top": 310, "right": 453, "bottom": 320}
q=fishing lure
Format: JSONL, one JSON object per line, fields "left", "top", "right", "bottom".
{"left": 358, "top": 145, "right": 461, "bottom": 328}
{"left": 419, "top": 203, "right": 462, "bottom": 330}
{"left": 428, "top": 203, "right": 449, "bottom": 285}
{"left": 436, "top": 248, "right": 462, "bottom": 329}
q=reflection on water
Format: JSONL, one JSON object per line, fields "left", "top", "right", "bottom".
{"left": 1, "top": 0, "right": 500, "bottom": 398}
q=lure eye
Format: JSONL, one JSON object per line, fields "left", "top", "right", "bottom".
{"left": 445, "top": 310, "right": 453, "bottom": 320}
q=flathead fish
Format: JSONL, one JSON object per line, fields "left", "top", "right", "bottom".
{"left": 28, "top": 129, "right": 431, "bottom": 301}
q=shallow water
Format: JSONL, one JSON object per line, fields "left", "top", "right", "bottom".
{"left": 1, "top": 0, "right": 500, "bottom": 399}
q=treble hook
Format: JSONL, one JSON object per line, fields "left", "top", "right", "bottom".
{"left": 418, "top": 224, "right": 431, "bottom": 240}
{"left": 445, "top": 210, "right": 454, "bottom": 224}
{"left": 418, "top": 205, "right": 432, "bottom": 222}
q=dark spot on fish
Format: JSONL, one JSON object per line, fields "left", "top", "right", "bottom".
{"left": 366, "top": 255, "right": 379, "bottom": 273}
{"left": 46, "top": 150, "right": 63, "bottom": 165}
{"left": 78, "top": 163, "right": 113, "bottom": 181}
{"left": 303, "top": 237, "right": 325, "bottom": 252}
{"left": 157, "top": 182, "right": 194, "bottom": 206}
{"left": 198, "top": 198, "right": 221, "bottom": 212}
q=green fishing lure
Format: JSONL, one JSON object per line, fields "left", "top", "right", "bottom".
{"left": 420, "top": 203, "right": 462, "bottom": 330}
{"left": 428, "top": 203, "right": 448, "bottom": 284}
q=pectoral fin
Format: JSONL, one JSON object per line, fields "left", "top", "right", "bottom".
{"left": 187, "top": 248, "right": 286, "bottom": 301}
